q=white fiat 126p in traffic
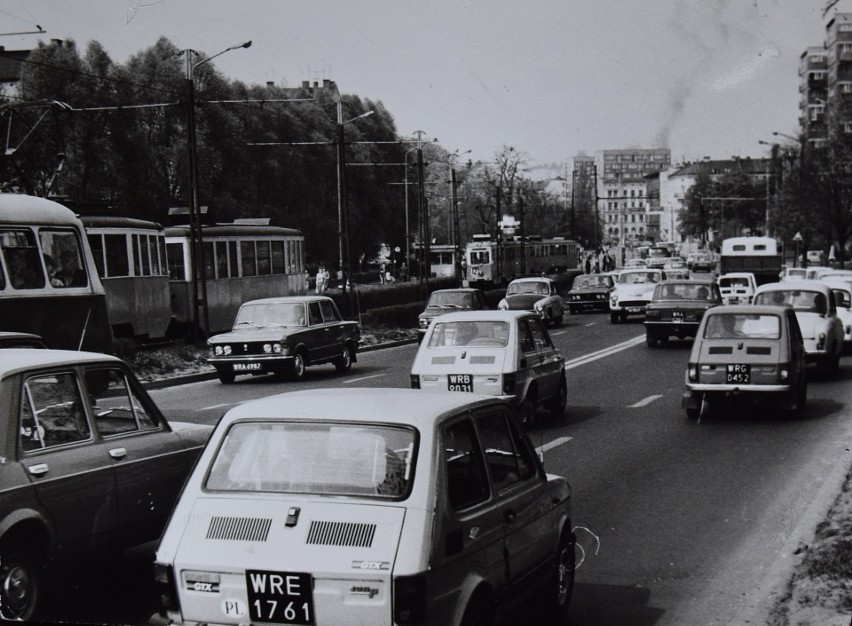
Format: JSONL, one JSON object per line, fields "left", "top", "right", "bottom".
{"left": 153, "top": 388, "right": 575, "bottom": 626}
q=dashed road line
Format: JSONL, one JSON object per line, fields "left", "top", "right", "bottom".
{"left": 629, "top": 394, "right": 663, "bottom": 408}
{"left": 537, "top": 436, "right": 573, "bottom": 453}
{"left": 564, "top": 334, "right": 645, "bottom": 370}
{"left": 343, "top": 373, "right": 386, "bottom": 384}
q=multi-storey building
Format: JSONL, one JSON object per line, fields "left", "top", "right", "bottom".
{"left": 799, "top": 46, "right": 829, "bottom": 148}
{"left": 594, "top": 148, "right": 671, "bottom": 246}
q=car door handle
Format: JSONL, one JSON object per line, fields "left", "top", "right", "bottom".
{"left": 27, "top": 463, "right": 49, "bottom": 476}
{"left": 109, "top": 447, "right": 127, "bottom": 459}
{"left": 504, "top": 509, "right": 516, "bottom": 524}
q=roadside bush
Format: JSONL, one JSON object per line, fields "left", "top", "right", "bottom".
{"left": 361, "top": 302, "right": 424, "bottom": 328}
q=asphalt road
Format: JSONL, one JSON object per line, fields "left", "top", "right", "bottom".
{"left": 44, "top": 311, "right": 852, "bottom": 626}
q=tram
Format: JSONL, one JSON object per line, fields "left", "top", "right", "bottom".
{"left": 166, "top": 220, "right": 306, "bottom": 335}
{"left": 0, "top": 194, "right": 113, "bottom": 352}
{"left": 465, "top": 234, "right": 581, "bottom": 287}
{"left": 83, "top": 216, "right": 172, "bottom": 348}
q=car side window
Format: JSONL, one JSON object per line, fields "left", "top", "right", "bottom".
{"left": 308, "top": 301, "right": 322, "bottom": 325}
{"left": 443, "top": 418, "right": 490, "bottom": 510}
{"left": 475, "top": 411, "right": 535, "bottom": 493}
{"left": 20, "top": 372, "right": 90, "bottom": 451}
{"left": 526, "top": 318, "right": 552, "bottom": 351}
{"left": 517, "top": 321, "right": 535, "bottom": 354}
{"left": 85, "top": 368, "right": 157, "bottom": 436}
{"left": 319, "top": 300, "right": 340, "bottom": 322}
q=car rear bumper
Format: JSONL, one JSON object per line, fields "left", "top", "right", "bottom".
{"left": 682, "top": 384, "right": 795, "bottom": 408}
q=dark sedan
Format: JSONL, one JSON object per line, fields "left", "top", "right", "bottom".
{"left": 207, "top": 295, "right": 361, "bottom": 383}
{"left": 0, "top": 349, "right": 212, "bottom": 621}
{"left": 567, "top": 273, "right": 614, "bottom": 314}
{"left": 644, "top": 279, "right": 722, "bottom": 347}
{"left": 417, "top": 287, "right": 488, "bottom": 341}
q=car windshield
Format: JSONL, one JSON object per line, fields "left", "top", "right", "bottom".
{"left": 426, "top": 291, "right": 474, "bottom": 309}
{"left": 206, "top": 421, "right": 417, "bottom": 499}
{"left": 573, "top": 275, "right": 610, "bottom": 289}
{"left": 233, "top": 302, "right": 306, "bottom": 327}
{"left": 655, "top": 283, "right": 715, "bottom": 301}
{"left": 506, "top": 281, "right": 549, "bottom": 296}
{"left": 720, "top": 277, "right": 751, "bottom": 288}
{"left": 428, "top": 320, "right": 510, "bottom": 348}
{"left": 754, "top": 290, "right": 827, "bottom": 314}
{"left": 618, "top": 271, "right": 660, "bottom": 285}
{"left": 704, "top": 313, "right": 781, "bottom": 339}
{"left": 831, "top": 289, "right": 851, "bottom": 308}
{"left": 785, "top": 269, "right": 807, "bottom": 279}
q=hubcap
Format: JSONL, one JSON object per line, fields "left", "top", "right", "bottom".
{"left": 556, "top": 546, "right": 571, "bottom": 604}
{"left": 2, "top": 562, "right": 31, "bottom": 616}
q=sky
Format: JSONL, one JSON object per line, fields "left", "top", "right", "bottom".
{"left": 2, "top": 0, "right": 849, "bottom": 174}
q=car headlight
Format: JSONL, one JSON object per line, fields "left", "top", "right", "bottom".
{"left": 610, "top": 294, "right": 618, "bottom": 306}
{"left": 272, "top": 343, "right": 283, "bottom": 354}
{"left": 213, "top": 346, "right": 223, "bottom": 356}
{"left": 263, "top": 343, "right": 272, "bottom": 354}
{"left": 534, "top": 302, "right": 544, "bottom": 312}
{"left": 498, "top": 300, "right": 508, "bottom": 310}
{"left": 419, "top": 318, "right": 429, "bottom": 328}
{"left": 223, "top": 345, "right": 232, "bottom": 355}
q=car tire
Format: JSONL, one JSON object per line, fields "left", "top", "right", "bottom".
{"left": 520, "top": 387, "right": 538, "bottom": 428}
{"left": 546, "top": 530, "right": 576, "bottom": 620}
{"left": 547, "top": 375, "right": 568, "bottom": 419}
{"left": 0, "top": 548, "right": 40, "bottom": 621}
{"left": 334, "top": 344, "right": 352, "bottom": 372}
{"left": 460, "top": 591, "right": 494, "bottom": 626}
{"left": 686, "top": 407, "right": 700, "bottom": 420}
{"left": 792, "top": 380, "right": 808, "bottom": 417}
{"left": 569, "top": 306, "right": 576, "bottom": 315}
{"left": 553, "top": 311, "right": 564, "bottom": 326}
{"left": 610, "top": 312, "right": 619, "bottom": 324}
{"left": 646, "top": 331, "right": 657, "bottom": 347}
{"left": 217, "top": 369, "right": 235, "bottom": 385}
{"left": 290, "top": 351, "right": 306, "bottom": 381}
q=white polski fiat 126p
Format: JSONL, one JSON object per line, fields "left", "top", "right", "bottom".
{"left": 153, "top": 388, "right": 575, "bottom": 626}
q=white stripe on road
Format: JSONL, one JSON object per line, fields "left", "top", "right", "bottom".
{"left": 343, "top": 373, "right": 386, "bottom": 384}
{"left": 629, "top": 394, "right": 663, "bottom": 408}
{"left": 584, "top": 322, "right": 597, "bottom": 327}
{"left": 563, "top": 334, "right": 645, "bottom": 370}
{"left": 551, "top": 330, "right": 567, "bottom": 336}
{"left": 536, "top": 436, "right": 573, "bottom": 453}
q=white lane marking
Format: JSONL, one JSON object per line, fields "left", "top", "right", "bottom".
{"left": 196, "top": 402, "right": 233, "bottom": 411}
{"left": 343, "top": 373, "right": 386, "bottom": 384}
{"left": 564, "top": 334, "right": 645, "bottom": 370}
{"left": 536, "top": 436, "right": 573, "bottom": 453}
{"left": 551, "top": 330, "right": 567, "bottom": 336}
{"left": 629, "top": 394, "right": 663, "bottom": 408}
{"left": 584, "top": 322, "right": 597, "bottom": 327}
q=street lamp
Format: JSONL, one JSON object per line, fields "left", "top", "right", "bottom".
{"left": 336, "top": 107, "right": 374, "bottom": 293}
{"left": 182, "top": 40, "right": 251, "bottom": 341}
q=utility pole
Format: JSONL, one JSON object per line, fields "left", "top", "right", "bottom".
{"left": 518, "top": 193, "right": 526, "bottom": 274}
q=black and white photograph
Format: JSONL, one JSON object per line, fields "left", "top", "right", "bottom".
{"left": 1, "top": 1, "right": 851, "bottom": 625}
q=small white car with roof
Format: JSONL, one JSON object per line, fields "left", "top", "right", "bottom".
{"left": 608, "top": 268, "right": 664, "bottom": 323}
{"left": 411, "top": 310, "right": 567, "bottom": 427}
{"left": 821, "top": 279, "right": 852, "bottom": 351}
{"left": 153, "top": 388, "right": 575, "bottom": 626}
{"left": 717, "top": 272, "right": 757, "bottom": 305}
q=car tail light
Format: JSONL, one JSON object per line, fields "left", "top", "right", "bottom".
{"left": 153, "top": 562, "right": 180, "bottom": 613}
{"left": 410, "top": 374, "right": 420, "bottom": 389}
{"left": 645, "top": 310, "right": 660, "bottom": 320}
{"left": 394, "top": 574, "right": 426, "bottom": 624}
{"left": 687, "top": 363, "right": 698, "bottom": 382}
{"left": 779, "top": 363, "right": 790, "bottom": 383}
{"left": 818, "top": 332, "right": 826, "bottom": 350}
{"left": 503, "top": 372, "right": 515, "bottom": 394}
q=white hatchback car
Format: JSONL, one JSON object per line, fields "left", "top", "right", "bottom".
{"left": 609, "top": 268, "right": 664, "bottom": 323}
{"left": 717, "top": 272, "right": 756, "bottom": 305}
{"left": 411, "top": 310, "right": 567, "bottom": 427}
{"left": 154, "top": 389, "right": 576, "bottom": 626}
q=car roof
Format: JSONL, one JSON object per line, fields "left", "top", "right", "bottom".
{"left": 0, "top": 349, "right": 122, "bottom": 378}
{"left": 429, "top": 310, "right": 534, "bottom": 322}
{"left": 429, "top": 288, "right": 482, "bottom": 294}
{"left": 508, "top": 276, "right": 551, "bottom": 283}
{"left": 660, "top": 279, "right": 715, "bottom": 285}
{"left": 755, "top": 280, "right": 831, "bottom": 293}
{"left": 703, "top": 304, "right": 790, "bottom": 315}
{"left": 220, "top": 388, "right": 506, "bottom": 429}
{"left": 718, "top": 272, "right": 755, "bottom": 279}
{"left": 241, "top": 295, "right": 333, "bottom": 305}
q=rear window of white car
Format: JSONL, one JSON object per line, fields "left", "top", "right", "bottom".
{"left": 427, "top": 321, "right": 509, "bottom": 348}
{"left": 703, "top": 314, "right": 781, "bottom": 339}
{"left": 205, "top": 421, "right": 417, "bottom": 499}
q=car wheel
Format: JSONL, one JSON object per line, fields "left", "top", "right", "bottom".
{"left": 334, "top": 344, "right": 352, "bottom": 372}
{"left": 520, "top": 387, "right": 538, "bottom": 428}
{"left": 553, "top": 311, "right": 563, "bottom": 326}
{"left": 546, "top": 530, "right": 576, "bottom": 619}
{"left": 569, "top": 306, "right": 576, "bottom": 315}
{"left": 793, "top": 380, "right": 808, "bottom": 417}
{"left": 0, "top": 549, "right": 40, "bottom": 621}
{"left": 610, "top": 312, "right": 619, "bottom": 324}
{"left": 547, "top": 376, "right": 568, "bottom": 419}
{"left": 460, "top": 591, "right": 494, "bottom": 626}
{"left": 686, "top": 407, "right": 700, "bottom": 420}
{"left": 217, "top": 369, "right": 235, "bottom": 385}
{"left": 291, "top": 351, "right": 306, "bottom": 381}
{"left": 646, "top": 330, "right": 657, "bottom": 347}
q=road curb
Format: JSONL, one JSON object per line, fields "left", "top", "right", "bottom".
{"left": 142, "top": 338, "right": 418, "bottom": 391}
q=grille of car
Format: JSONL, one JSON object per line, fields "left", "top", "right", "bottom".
{"left": 469, "top": 356, "right": 496, "bottom": 364}
{"left": 206, "top": 516, "right": 272, "bottom": 542}
{"left": 306, "top": 521, "right": 376, "bottom": 548}
{"left": 431, "top": 356, "right": 456, "bottom": 364}
{"left": 619, "top": 300, "right": 649, "bottom": 308}
{"left": 225, "top": 343, "right": 267, "bottom": 356}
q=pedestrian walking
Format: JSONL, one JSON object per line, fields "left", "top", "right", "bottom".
{"left": 316, "top": 266, "right": 327, "bottom": 293}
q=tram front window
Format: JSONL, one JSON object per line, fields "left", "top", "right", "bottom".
{"left": 39, "top": 230, "right": 87, "bottom": 288}
{"left": 470, "top": 250, "right": 490, "bottom": 265}
{"left": 1, "top": 229, "right": 45, "bottom": 290}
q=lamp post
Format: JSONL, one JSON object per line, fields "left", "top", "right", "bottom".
{"left": 182, "top": 40, "right": 251, "bottom": 341}
{"left": 433, "top": 149, "right": 471, "bottom": 281}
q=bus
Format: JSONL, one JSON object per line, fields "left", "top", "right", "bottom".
{"left": 720, "top": 236, "right": 783, "bottom": 286}
{"left": 83, "top": 216, "right": 172, "bottom": 350}
{"left": 166, "top": 220, "right": 306, "bottom": 335}
{"left": 0, "top": 194, "right": 113, "bottom": 353}
{"left": 465, "top": 235, "right": 581, "bottom": 287}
